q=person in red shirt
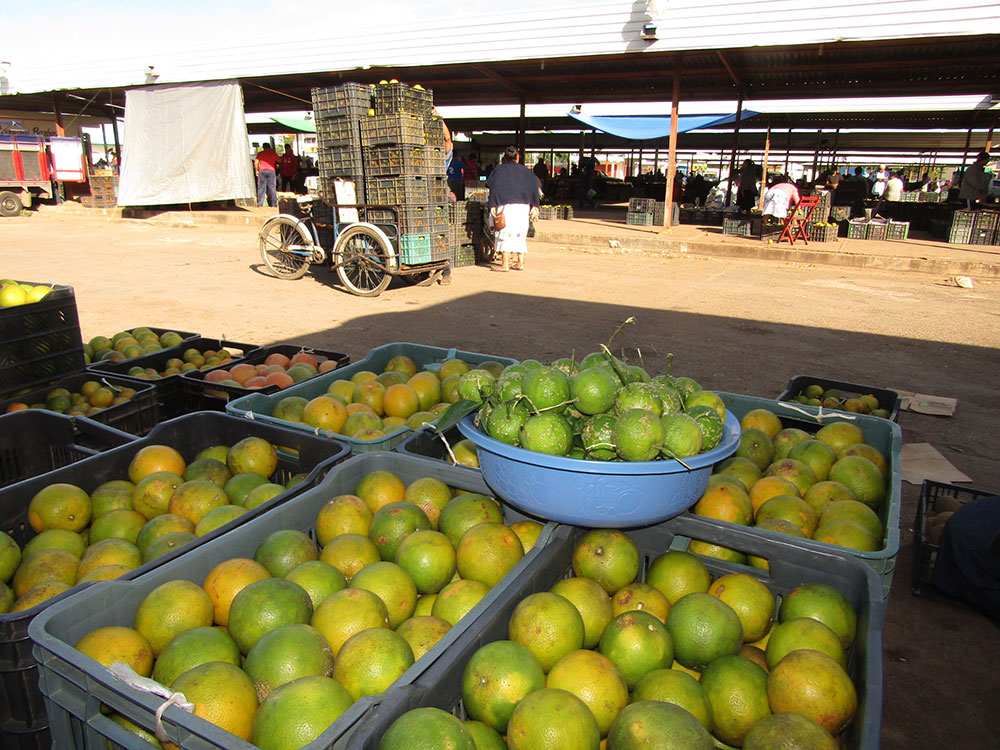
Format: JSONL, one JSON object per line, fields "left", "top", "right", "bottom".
{"left": 255, "top": 144, "right": 279, "bottom": 207}
{"left": 278, "top": 145, "right": 299, "bottom": 193}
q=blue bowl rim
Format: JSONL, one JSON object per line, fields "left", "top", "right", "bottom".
{"left": 457, "top": 409, "right": 740, "bottom": 476}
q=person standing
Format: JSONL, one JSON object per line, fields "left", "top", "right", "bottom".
{"left": 447, "top": 153, "right": 465, "bottom": 200}
{"left": 959, "top": 151, "right": 992, "bottom": 208}
{"left": 736, "top": 159, "right": 758, "bottom": 212}
{"left": 761, "top": 177, "right": 800, "bottom": 220}
{"left": 278, "top": 145, "right": 299, "bottom": 193}
{"left": 486, "top": 145, "right": 540, "bottom": 272}
{"left": 255, "top": 143, "right": 279, "bottom": 207}
{"left": 578, "top": 154, "right": 598, "bottom": 209}
{"left": 533, "top": 157, "right": 550, "bottom": 193}
{"left": 884, "top": 171, "right": 905, "bottom": 202}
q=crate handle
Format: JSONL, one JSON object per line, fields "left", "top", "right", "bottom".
{"left": 781, "top": 401, "right": 859, "bottom": 424}
{"left": 108, "top": 663, "right": 194, "bottom": 741}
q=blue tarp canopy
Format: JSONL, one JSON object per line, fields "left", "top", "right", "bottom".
{"left": 568, "top": 111, "right": 758, "bottom": 141}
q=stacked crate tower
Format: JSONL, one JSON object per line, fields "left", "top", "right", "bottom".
{"left": 311, "top": 83, "right": 372, "bottom": 204}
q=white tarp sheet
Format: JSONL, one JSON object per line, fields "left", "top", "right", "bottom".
{"left": 117, "top": 81, "right": 254, "bottom": 206}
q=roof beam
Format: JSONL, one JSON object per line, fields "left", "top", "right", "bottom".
{"left": 471, "top": 63, "right": 526, "bottom": 98}
{"left": 715, "top": 51, "right": 741, "bottom": 90}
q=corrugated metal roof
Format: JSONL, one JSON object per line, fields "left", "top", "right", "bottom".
{"left": 8, "top": 0, "right": 1000, "bottom": 94}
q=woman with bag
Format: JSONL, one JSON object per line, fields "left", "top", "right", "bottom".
{"left": 486, "top": 146, "right": 541, "bottom": 272}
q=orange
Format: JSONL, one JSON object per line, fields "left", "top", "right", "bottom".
{"left": 646, "top": 550, "right": 711, "bottom": 605}
{"left": 244, "top": 483, "right": 285, "bottom": 511}
{"left": 712, "top": 457, "right": 762, "bottom": 494}
{"left": 814, "top": 422, "right": 865, "bottom": 455}
{"left": 571, "top": 529, "right": 640, "bottom": 594}
{"left": 88, "top": 509, "right": 146, "bottom": 545}
{"left": 226, "top": 577, "right": 314, "bottom": 654}
{"left": 546, "top": 649, "right": 628, "bottom": 736}
{"left": 744, "top": 711, "right": 838, "bottom": 750}
{"left": 128, "top": 445, "right": 186, "bottom": 484}
{"left": 182, "top": 457, "right": 232, "bottom": 488}
{"left": 509, "top": 520, "right": 542, "bottom": 552}
{"left": 74, "top": 625, "right": 154, "bottom": 677}
{"left": 254, "top": 529, "right": 319, "bottom": 577}
{"left": 311, "top": 587, "right": 389, "bottom": 656}
{"left": 779, "top": 582, "right": 857, "bottom": 648}
{"left": 746, "top": 518, "right": 806, "bottom": 571}
{"left": 77, "top": 564, "right": 132, "bottom": 583}
{"left": 224, "top": 472, "right": 270, "bottom": 506}
{"left": 402, "top": 476, "right": 453, "bottom": 529}
{"left": 828, "top": 455, "right": 885, "bottom": 509}
{"left": 377, "top": 370, "right": 409, "bottom": 388}
{"left": 22, "top": 529, "right": 85, "bottom": 559}
{"left": 692, "top": 483, "right": 753, "bottom": 526}
{"left": 413, "top": 594, "right": 436, "bottom": 616}
{"left": 438, "top": 494, "right": 504, "bottom": 547}
{"left": 505, "top": 687, "right": 600, "bottom": 750}
{"left": 28, "top": 483, "right": 92, "bottom": 533}
{"left": 748, "top": 475, "right": 801, "bottom": 515}
{"left": 813, "top": 519, "right": 878, "bottom": 551}
{"left": 767, "top": 649, "right": 857, "bottom": 736}
{"left": 76, "top": 538, "right": 142, "bottom": 579}
{"left": 461, "top": 639, "right": 545, "bottom": 733}
{"left": 821, "top": 499, "right": 883, "bottom": 543}
{"left": 456, "top": 522, "right": 524, "bottom": 588}
{"left": 772, "top": 427, "right": 811, "bottom": 460}
{"left": 135, "top": 514, "right": 195, "bottom": 556}
{"left": 611, "top": 581, "right": 671, "bottom": 622}
{"left": 788, "top": 438, "right": 839, "bottom": 482}
{"left": 735, "top": 428, "right": 775, "bottom": 472}
{"left": 302, "top": 395, "right": 348, "bottom": 433}
{"left": 550, "top": 576, "right": 613, "bottom": 649}
{"left": 369, "top": 501, "right": 431, "bottom": 561}
{"left": 431, "top": 579, "right": 489, "bottom": 626}
{"left": 168, "top": 479, "right": 229, "bottom": 525}
{"left": 707, "top": 573, "right": 776, "bottom": 643}
{"left": 598, "top": 609, "right": 674, "bottom": 688}
{"left": 352, "top": 380, "right": 386, "bottom": 416}
{"left": 327, "top": 378, "right": 358, "bottom": 403}
{"left": 151, "top": 625, "right": 241, "bottom": 687}
{"left": 509, "top": 591, "right": 585, "bottom": 672}
{"left": 740, "top": 408, "right": 783, "bottom": 439}
{"left": 755, "top": 494, "right": 820, "bottom": 537}
{"left": 803, "top": 479, "right": 858, "bottom": 515}
{"left": 227, "top": 437, "right": 279, "bottom": 478}
{"left": 350, "top": 561, "right": 418, "bottom": 629}
{"left": 170, "top": 661, "right": 258, "bottom": 741}
{"left": 706, "top": 472, "right": 749, "bottom": 495}
{"left": 379, "top": 708, "right": 476, "bottom": 750}
{"left": 132, "top": 471, "right": 184, "bottom": 520}
{"left": 632, "top": 668, "right": 713, "bottom": 730}
{"left": 687, "top": 538, "right": 748, "bottom": 564}
{"left": 355, "top": 470, "right": 407, "bottom": 513}
{"left": 250, "top": 675, "right": 354, "bottom": 750}
{"left": 394, "top": 530, "right": 456, "bottom": 594}
{"left": 607, "top": 700, "right": 713, "bottom": 749}
{"left": 284, "top": 560, "right": 347, "bottom": 609}
{"left": 332, "top": 627, "right": 414, "bottom": 701}
{"left": 142, "top": 531, "right": 197, "bottom": 564}
{"left": 382, "top": 383, "right": 421, "bottom": 420}
{"left": 320, "top": 533, "right": 380, "bottom": 581}
{"left": 395, "top": 615, "right": 452, "bottom": 660}
{"left": 133, "top": 579, "right": 214, "bottom": 656}
{"left": 90, "top": 480, "right": 136, "bottom": 517}
{"left": 195, "top": 505, "right": 248, "bottom": 536}
{"left": 11, "top": 581, "right": 71, "bottom": 611}
{"left": 12, "top": 548, "right": 78, "bottom": 597}
{"left": 764, "top": 458, "right": 818, "bottom": 496}
{"left": 107, "top": 714, "right": 164, "bottom": 747}
{"left": 765, "top": 616, "right": 846, "bottom": 670}
{"left": 664, "top": 592, "right": 743, "bottom": 671}
{"left": 315, "top": 494, "right": 373, "bottom": 544}
{"left": 438, "top": 358, "right": 470, "bottom": 380}
{"left": 408, "top": 372, "right": 443, "bottom": 412}
{"left": 839, "top": 442, "right": 888, "bottom": 476}
{"left": 243, "top": 623, "right": 334, "bottom": 701}
{"left": 699, "top": 655, "right": 771, "bottom": 747}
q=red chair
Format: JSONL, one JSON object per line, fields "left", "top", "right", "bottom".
{"left": 778, "top": 196, "right": 820, "bottom": 245}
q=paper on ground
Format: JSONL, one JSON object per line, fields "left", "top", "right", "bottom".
{"left": 901, "top": 443, "right": 972, "bottom": 485}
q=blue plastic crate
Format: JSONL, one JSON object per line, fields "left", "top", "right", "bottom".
{"left": 227, "top": 343, "right": 518, "bottom": 454}
{"left": 347, "top": 520, "right": 884, "bottom": 750}
{"left": 30, "top": 451, "right": 567, "bottom": 750}
{"left": 399, "top": 233, "right": 432, "bottom": 264}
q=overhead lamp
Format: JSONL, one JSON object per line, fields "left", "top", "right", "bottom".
{"left": 144, "top": 66, "right": 159, "bottom": 84}
{"left": 641, "top": 24, "right": 658, "bottom": 41}
{"left": 571, "top": 104, "right": 582, "bottom": 115}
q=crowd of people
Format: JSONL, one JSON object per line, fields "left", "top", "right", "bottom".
{"left": 253, "top": 142, "right": 316, "bottom": 207}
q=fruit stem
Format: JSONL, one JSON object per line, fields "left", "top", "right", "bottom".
{"left": 606, "top": 316, "right": 635, "bottom": 350}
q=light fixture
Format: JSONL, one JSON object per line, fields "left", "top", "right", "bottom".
{"left": 641, "top": 24, "right": 657, "bottom": 40}
{"left": 144, "top": 66, "right": 159, "bottom": 84}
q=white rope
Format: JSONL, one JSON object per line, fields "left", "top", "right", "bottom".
{"left": 107, "top": 663, "right": 193, "bottom": 743}
{"left": 779, "top": 402, "right": 858, "bottom": 423}
{"left": 436, "top": 428, "right": 459, "bottom": 465}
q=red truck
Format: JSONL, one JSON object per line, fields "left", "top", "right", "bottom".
{"left": 1, "top": 126, "right": 88, "bottom": 216}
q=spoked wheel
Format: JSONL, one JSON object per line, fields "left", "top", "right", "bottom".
{"left": 335, "top": 224, "right": 395, "bottom": 297}
{"left": 477, "top": 212, "right": 497, "bottom": 264}
{"left": 259, "top": 216, "right": 313, "bottom": 279}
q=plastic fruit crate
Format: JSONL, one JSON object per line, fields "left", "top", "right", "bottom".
{"left": 0, "top": 283, "right": 85, "bottom": 398}
{"left": 0, "top": 410, "right": 134, "bottom": 489}
{"left": 361, "top": 114, "right": 425, "bottom": 147}
{"left": 316, "top": 118, "right": 363, "bottom": 149}
{"left": 366, "top": 175, "right": 428, "bottom": 205}
{"left": 626, "top": 211, "right": 654, "bottom": 226}
{"left": 346, "top": 519, "right": 885, "bottom": 750}
{"left": 1, "top": 411, "right": 348, "bottom": 747}
{"left": 423, "top": 146, "right": 446, "bottom": 176}
{"left": 0, "top": 372, "right": 158, "bottom": 437}
{"left": 671, "top": 393, "right": 902, "bottom": 598}
{"left": 911, "top": 480, "right": 998, "bottom": 598}
{"left": 807, "top": 223, "right": 840, "bottom": 242}
{"left": 373, "top": 83, "right": 433, "bottom": 116}
{"left": 847, "top": 219, "right": 869, "bottom": 239}
{"left": 364, "top": 145, "right": 427, "bottom": 177}
{"left": 427, "top": 176, "right": 449, "bottom": 204}
{"left": 89, "top": 338, "right": 259, "bottom": 421}
{"left": 396, "top": 426, "right": 477, "bottom": 473}
{"left": 29, "top": 451, "right": 566, "bottom": 750}
{"left": 227, "top": 343, "right": 518, "bottom": 455}
{"left": 628, "top": 197, "right": 656, "bottom": 213}
{"left": 317, "top": 147, "right": 364, "bottom": 179}
{"left": 311, "top": 84, "right": 373, "bottom": 120}
{"left": 181, "top": 344, "right": 350, "bottom": 412}
{"left": 778, "top": 375, "right": 901, "bottom": 422}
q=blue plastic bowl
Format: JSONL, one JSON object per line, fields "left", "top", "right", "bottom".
{"left": 457, "top": 410, "right": 741, "bottom": 528}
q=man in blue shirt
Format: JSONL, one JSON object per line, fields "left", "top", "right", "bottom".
{"left": 447, "top": 154, "right": 466, "bottom": 201}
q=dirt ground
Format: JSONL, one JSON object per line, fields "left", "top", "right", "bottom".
{"left": 3, "top": 209, "right": 999, "bottom": 748}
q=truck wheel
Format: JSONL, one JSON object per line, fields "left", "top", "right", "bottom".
{"left": 0, "top": 192, "right": 24, "bottom": 217}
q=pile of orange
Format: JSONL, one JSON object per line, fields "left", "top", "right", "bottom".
{"left": 65, "top": 468, "right": 543, "bottom": 750}
{"left": 692, "top": 407, "right": 888, "bottom": 557}
{"left": 379, "top": 528, "right": 860, "bottom": 750}
{"left": 0, "top": 437, "right": 288, "bottom": 615}
{"left": 123, "top": 345, "right": 238, "bottom": 380}
{"left": 3, "top": 380, "right": 140, "bottom": 417}
{"left": 271, "top": 354, "right": 500, "bottom": 443}
{"left": 201, "top": 349, "right": 341, "bottom": 397}
{"left": 84, "top": 327, "right": 186, "bottom": 365}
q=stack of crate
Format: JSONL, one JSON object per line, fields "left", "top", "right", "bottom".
{"left": 449, "top": 201, "right": 480, "bottom": 267}
{"left": 626, "top": 197, "right": 655, "bottom": 226}
{"left": 970, "top": 210, "right": 999, "bottom": 245}
{"left": 311, "top": 83, "right": 373, "bottom": 201}
{"left": 361, "top": 82, "right": 449, "bottom": 265}
{"left": 948, "top": 210, "right": 975, "bottom": 244}
{"left": 887, "top": 220, "right": 910, "bottom": 241}
{"left": 83, "top": 174, "right": 117, "bottom": 209}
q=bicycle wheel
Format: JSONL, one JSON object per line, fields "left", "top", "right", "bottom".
{"left": 259, "top": 216, "right": 313, "bottom": 279}
{"left": 335, "top": 224, "right": 395, "bottom": 297}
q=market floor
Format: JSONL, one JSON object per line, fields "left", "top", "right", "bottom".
{"left": 3, "top": 211, "right": 999, "bottom": 749}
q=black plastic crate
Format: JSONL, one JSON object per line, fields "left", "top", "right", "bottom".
{"left": 723, "top": 216, "right": 752, "bottom": 236}
{"left": 311, "top": 83, "right": 373, "bottom": 119}
{"left": 317, "top": 176, "right": 366, "bottom": 205}
{"left": 89, "top": 338, "right": 259, "bottom": 421}
{"left": 972, "top": 210, "right": 999, "bottom": 233}
{"left": 969, "top": 227, "right": 996, "bottom": 245}
{"left": 807, "top": 223, "right": 840, "bottom": 242}
{"left": 0, "top": 372, "right": 158, "bottom": 437}
{"left": 364, "top": 144, "right": 426, "bottom": 177}
{"left": 0, "top": 284, "right": 78, "bottom": 342}
{"left": 181, "top": 343, "right": 350, "bottom": 410}
{"left": 950, "top": 210, "right": 976, "bottom": 228}
{"left": 367, "top": 175, "right": 428, "bottom": 205}
{"left": 361, "top": 113, "right": 425, "bottom": 146}
{"left": 0, "top": 412, "right": 348, "bottom": 743}
{"left": 0, "top": 410, "right": 134, "bottom": 489}
{"left": 778, "top": 375, "right": 901, "bottom": 422}
{"left": 948, "top": 224, "right": 972, "bottom": 244}
{"left": 424, "top": 146, "right": 447, "bottom": 175}
{"left": 349, "top": 520, "right": 884, "bottom": 750}
{"left": 423, "top": 117, "right": 446, "bottom": 148}
{"left": 316, "top": 117, "right": 363, "bottom": 149}
{"left": 628, "top": 197, "right": 656, "bottom": 213}
{"left": 374, "top": 83, "right": 433, "bottom": 116}
{"left": 368, "top": 204, "right": 447, "bottom": 234}
{"left": 317, "top": 146, "right": 364, "bottom": 179}
{"left": 427, "top": 175, "right": 449, "bottom": 204}
{"left": 84, "top": 326, "right": 200, "bottom": 364}
{"left": 627, "top": 211, "right": 654, "bottom": 226}
{"left": 912, "top": 480, "right": 998, "bottom": 598}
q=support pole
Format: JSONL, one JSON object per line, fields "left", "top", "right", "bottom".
{"left": 986, "top": 125, "right": 995, "bottom": 153}
{"left": 757, "top": 121, "right": 772, "bottom": 212}
{"left": 960, "top": 127, "right": 972, "bottom": 170}
{"left": 811, "top": 130, "right": 822, "bottom": 182}
{"left": 51, "top": 95, "right": 66, "bottom": 137}
{"left": 724, "top": 94, "right": 744, "bottom": 207}
{"left": 662, "top": 55, "right": 682, "bottom": 230}
{"left": 517, "top": 99, "right": 526, "bottom": 163}
{"left": 784, "top": 128, "right": 792, "bottom": 175}
{"left": 653, "top": 148, "right": 659, "bottom": 174}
